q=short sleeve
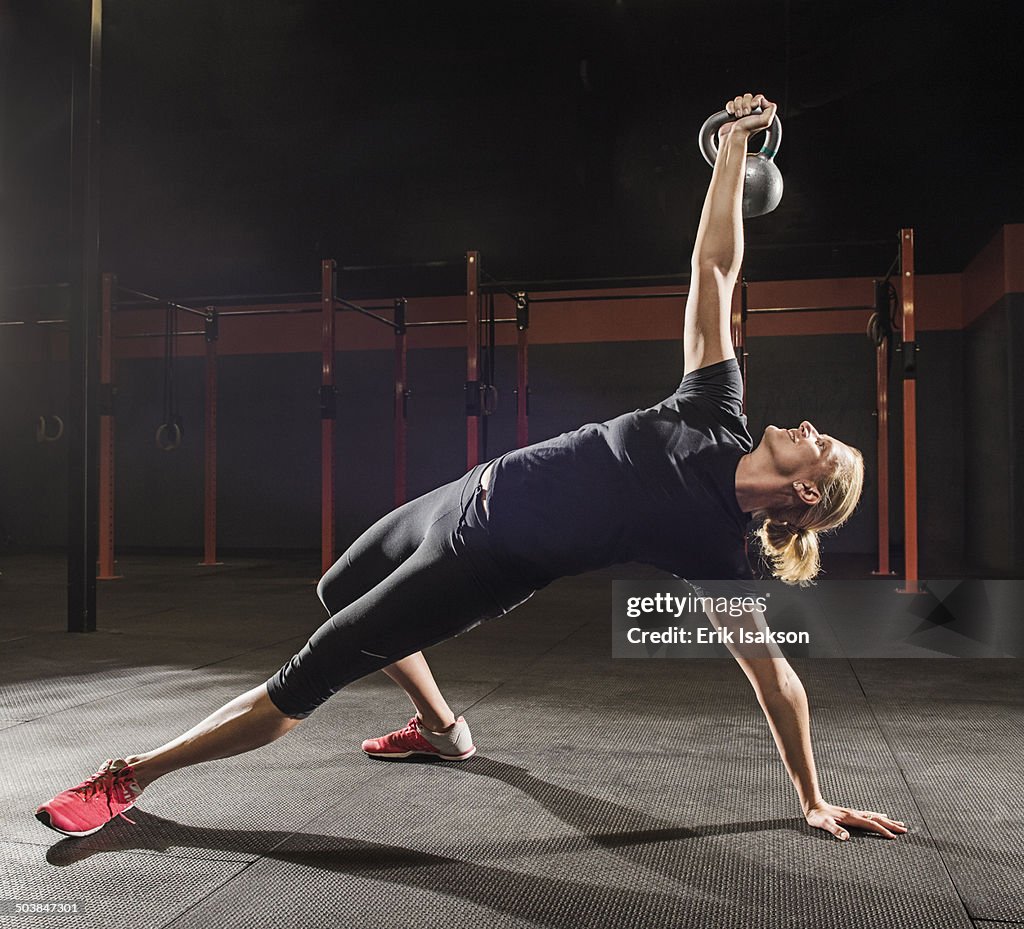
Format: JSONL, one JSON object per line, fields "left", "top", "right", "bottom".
{"left": 674, "top": 358, "right": 745, "bottom": 420}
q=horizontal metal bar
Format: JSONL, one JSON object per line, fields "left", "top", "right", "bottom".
{"left": 485, "top": 272, "right": 690, "bottom": 291}
{"left": 527, "top": 291, "right": 686, "bottom": 305}
{"left": 341, "top": 259, "right": 462, "bottom": 272}
{"left": 746, "top": 238, "right": 893, "bottom": 251}
{"left": 3, "top": 282, "right": 71, "bottom": 292}
{"left": 115, "top": 330, "right": 205, "bottom": 339}
{"left": 0, "top": 318, "right": 69, "bottom": 326}
{"left": 405, "top": 319, "right": 467, "bottom": 328}
{"left": 404, "top": 317, "right": 520, "bottom": 328}
{"left": 747, "top": 304, "right": 874, "bottom": 315}
{"left": 218, "top": 306, "right": 320, "bottom": 318}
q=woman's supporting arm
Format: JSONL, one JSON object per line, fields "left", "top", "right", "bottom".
{"left": 704, "top": 603, "right": 908, "bottom": 841}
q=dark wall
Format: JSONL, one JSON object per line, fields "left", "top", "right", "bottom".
{"left": 963, "top": 295, "right": 1022, "bottom": 575}
{"left": 0, "top": 354, "right": 69, "bottom": 547}
{"left": 964, "top": 300, "right": 1010, "bottom": 573}
{"left": 915, "top": 330, "right": 966, "bottom": 574}
{"left": 1012, "top": 294, "right": 1024, "bottom": 572}
{"left": 0, "top": 329, "right": 981, "bottom": 576}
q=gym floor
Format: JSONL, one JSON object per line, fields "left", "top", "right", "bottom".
{"left": 2, "top": 554, "right": 1022, "bottom": 929}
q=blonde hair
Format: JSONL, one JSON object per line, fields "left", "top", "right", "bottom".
{"left": 754, "top": 445, "right": 864, "bottom": 586}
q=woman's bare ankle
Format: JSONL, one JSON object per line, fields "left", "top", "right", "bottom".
{"left": 122, "top": 755, "right": 165, "bottom": 790}
{"left": 417, "top": 712, "right": 457, "bottom": 733}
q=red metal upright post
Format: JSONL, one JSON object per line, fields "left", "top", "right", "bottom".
{"left": 97, "top": 272, "right": 118, "bottom": 579}
{"left": 515, "top": 292, "right": 529, "bottom": 448}
{"left": 465, "top": 251, "right": 481, "bottom": 469}
{"left": 871, "top": 279, "right": 893, "bottom": 577}
{"left": 394, "top": 298, "right": 408, "bottom": 506}
{"left": 899, "top": 229, "right": 919, "bottom": 593}
{"left": 731, "top": 280, "right": 747, "bottom": 409}
{"left": 320, "top": 260, "right": 337, "bottom": 576}
{"left": 874, "top": 334, "right": 891, "bottom": 575}
{"left": 201, "top": 307, "right": 221, "bottom": 566}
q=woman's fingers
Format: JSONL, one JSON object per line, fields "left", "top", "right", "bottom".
{"left": 844, "top": 809, "right": 909, "bottom": 839}
{"left": 724, "top": 93, "right": 775, "bottom": 129}
{"left": 808, "top": 802, "right": 909, "bottom": 841}
{"left": 828, "top": 818, "right": 850, "bottom": 841}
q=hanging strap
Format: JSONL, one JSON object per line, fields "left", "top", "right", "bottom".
{"left": 156, "top": 303, "right": 183, "bottom": 450}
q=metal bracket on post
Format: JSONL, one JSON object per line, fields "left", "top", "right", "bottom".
{"left": 515, "top": 292, "right": 529, "bottom": 331}
{"left": 465, "top": 380, "right": 483, "bottom": 417}
{"left": 204, "top": 308, "right": 219, "bottom": 343}
{"left": 513, "top": 385, "right": 531, "bottom": 417}
{"left": 320, "top": 384, "right": 338, "bottom": 420}
{"left": 900, "top": 341, "right": 918, "bottom": 377}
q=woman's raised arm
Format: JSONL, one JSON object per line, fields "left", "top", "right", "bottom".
{"left": 683, "top": 92, "right": 776, "bottom": 375}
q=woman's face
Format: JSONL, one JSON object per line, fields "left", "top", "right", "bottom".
{"left": 760, "top": 420, "right": 845, "bottom": 482}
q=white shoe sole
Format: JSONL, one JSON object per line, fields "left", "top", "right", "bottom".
{"left": 362, "top": 745, "right": 477, "bottom": 761}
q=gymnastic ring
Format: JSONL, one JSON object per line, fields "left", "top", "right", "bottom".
{"left": 866, "top": 313, "right": 884, "bottom": 346}
{"left": 155, "top": 422, "right": 182, "bottom": 451}
{"left": 35, "top": 414, "right": 64, "bottom": 443}
{"left": 482, "top": 384, "right": 499, "bottom": 416}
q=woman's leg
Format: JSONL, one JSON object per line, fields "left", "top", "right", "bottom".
{"left": 381, "top": 652, "right": 456, "bottom": 732}
{"left": 123, "top": 683, "right": 299, "bottom": 789}
{"left": 316, "top": 485, "right": 459, "bottom": 730}
{"left": 122, "top": 484, "right": 464, "bottom": 789}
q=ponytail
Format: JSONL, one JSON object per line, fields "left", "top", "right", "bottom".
{"left": 756, "top": 519, "right": 821, "bottom": 586}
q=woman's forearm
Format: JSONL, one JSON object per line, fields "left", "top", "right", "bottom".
{"left": 691, "top": 129, "right": 748, "bottom": 275}
{"left": 755, "top": 673, "right": 825, "bottom": 813}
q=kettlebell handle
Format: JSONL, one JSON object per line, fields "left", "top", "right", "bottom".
{"left": 698, "top": 106, "right": 783, "bottom": 167}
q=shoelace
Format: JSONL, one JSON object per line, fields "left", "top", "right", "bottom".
{"left": 73, "top": 764, "right": 139, "bottom": 825}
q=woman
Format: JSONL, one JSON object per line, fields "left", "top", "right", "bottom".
{"left": 37, "top": 94, "right": 906, "bottom": 844}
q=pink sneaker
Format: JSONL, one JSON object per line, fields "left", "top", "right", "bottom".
{"left": 361, "top": 715, "right": 476, "bottom": 761}
{"left": 36, "top": 759, "right": 143, "bottom": 837}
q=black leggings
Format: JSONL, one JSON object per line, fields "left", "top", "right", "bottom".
{"left": 265, "top": 462, "right": 536, "bottom": 719}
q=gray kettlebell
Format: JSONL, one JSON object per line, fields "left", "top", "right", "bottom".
{"left": 698, "top": 106, "right": 783, "bottom": 218}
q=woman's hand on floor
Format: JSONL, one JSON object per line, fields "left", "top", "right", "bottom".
{"left": 804, "top": 801, "right": 908, "bottom": 841}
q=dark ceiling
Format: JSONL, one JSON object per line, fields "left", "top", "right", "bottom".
{"left": 3, "top": 0, "right": 1023, "bottom": 301}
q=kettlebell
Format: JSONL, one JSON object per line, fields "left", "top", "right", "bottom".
{"left": 698, "top": 106, "right": 783, "bottom": 218}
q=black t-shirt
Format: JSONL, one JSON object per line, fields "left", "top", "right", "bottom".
{"left": 485, "top": 358, "right": 754, "bottom": 589}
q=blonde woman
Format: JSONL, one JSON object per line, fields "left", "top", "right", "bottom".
{"left": 37, "top": 93, "right": 905, "bottom": 844}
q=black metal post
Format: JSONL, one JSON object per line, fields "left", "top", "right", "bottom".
{"left": 67, "top": 0, "right": 102, "bottom": 633}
